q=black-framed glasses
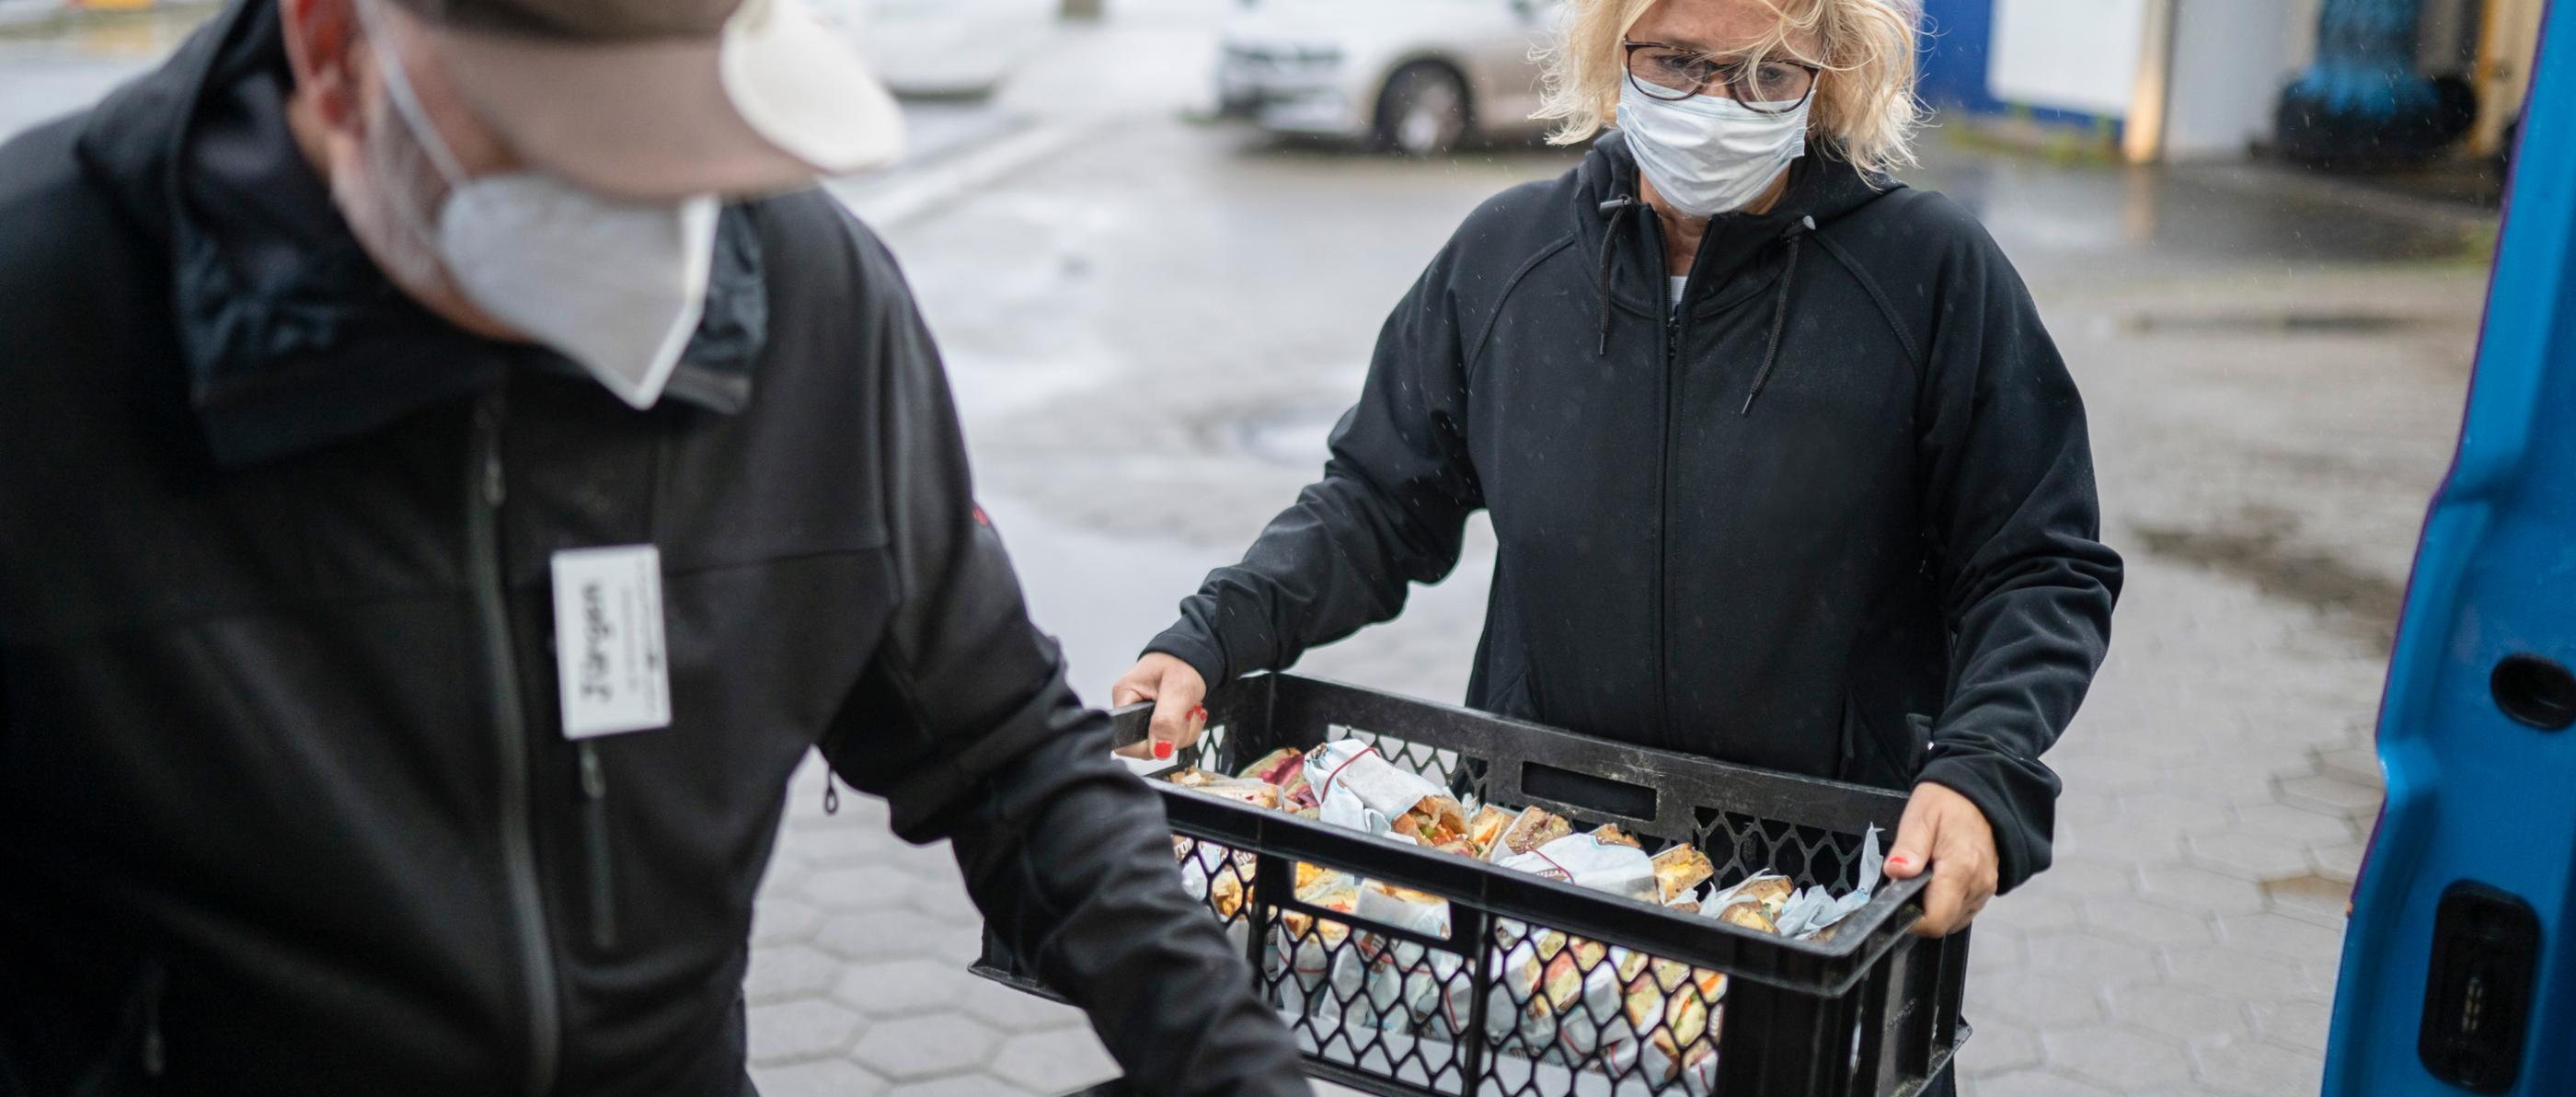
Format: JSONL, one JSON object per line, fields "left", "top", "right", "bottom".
{"left": 1623, "top": 40, "right": 1822, "bottom": 113}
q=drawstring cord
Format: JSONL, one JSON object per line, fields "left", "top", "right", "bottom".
{"left": 1741, "top": 215, "right": 1817, "bottom": 415}
{"left": 1594, "top": 196, "right": 1635, "bottom": 356}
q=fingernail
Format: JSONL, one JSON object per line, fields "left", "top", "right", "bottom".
{"left": 1888, "top": 856, "right": 1910, "bottom": 869}
{"left": 1191, "top": 705, "right": 1208, "bottom": 721}
{"left": 1153, "top": 741, "right": 1175, "bottom": 760}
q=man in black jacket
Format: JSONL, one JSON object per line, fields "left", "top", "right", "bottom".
{"left": 0, "top": 0, "right": 1305, "bottom": 1092}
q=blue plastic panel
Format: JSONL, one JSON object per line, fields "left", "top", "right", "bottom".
{"left": 2324, "top": 2, "right": 2576, "bottom": 1094}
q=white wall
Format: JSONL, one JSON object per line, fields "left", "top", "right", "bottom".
{"left": 1989, "top": 0, "right": 2152, "bottom": 116}
{"left": 2161, "top": 0, "right": 2297, "bottom": 158}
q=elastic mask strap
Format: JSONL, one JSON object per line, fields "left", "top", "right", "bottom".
{"left": 354, "top": 0, "right": 473, "bottom": 189}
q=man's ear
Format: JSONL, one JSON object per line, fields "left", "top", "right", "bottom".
{"left": 279, "top": 0, "right": 365, "bottom": 131}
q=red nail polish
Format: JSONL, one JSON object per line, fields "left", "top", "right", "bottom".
{"left": 1191, "top": 705, "right": 1208, "bottom": 720}
{"left": 1153, "top": 741, "right": 1175, "bottom": 760}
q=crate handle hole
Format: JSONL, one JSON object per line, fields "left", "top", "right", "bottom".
{"left": 1519, "top": 760, "right": 1658, "bottom": 823}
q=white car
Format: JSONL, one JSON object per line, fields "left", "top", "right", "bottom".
{"left": 1214, "top": 0, "right": 1566, "bottom": 155}
{"left": 802, "top": 0, "right": 1059, "bottom": 98}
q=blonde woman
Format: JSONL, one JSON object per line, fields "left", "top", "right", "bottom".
{"left": 1117, "top": 0, "right": 2121, "bottom": 939}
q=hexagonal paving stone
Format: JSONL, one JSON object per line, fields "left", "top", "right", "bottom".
{"left": 1965, "top": 970, "right": 2105, "bottom": 1028}
{"left": 1955, "top": 1017, "right": 2041, "bottom": 1077}
{"left": 2136, "top": 864, "right": 2270, "bottom": 917}
{"left": 2193, "top": 1038, "right": 2324, "bottom": 1096}
{"left": 2162, "top": 944, "right": 2317, "bottom": 1002}
{"left": 2035, "top": 856, "right": 2137, "bottom": 898}
{"left": 746, "top": 943, "right": 840, "bottom": 1005}
{"left": 2111, "top": 982, "right": 2251, "bottom": 1045}
{"left": 2083, "top": 898, "right": 2214, "bottom": 946}
{"left": 850, "top": 1013, "right": 1002, "bottom": 1080}
{"left": 749, "top": 1057, "right": 889, "bottom": 1097}
{"left": 2308, "top": 841, "right": 2366, "bottom": 885}
{"left": 2231, "top": 803, "right": 2356, "bottom": 846}
{"left": 815, "top": 909, "right": 981, "bottom": 963}
{"left": 790, "top": 825, "right": 908, "bottom": 869}
{"left": 955, "top": 976, "right": 1088, "bottom": 1033}
{"left": 884, "top": 1076, "right": 1011, "bottom": 1097}
{"left": 747, "top": 999, "right": 866, "bottom": 1065}
{"left": 2314, "top": 746, "right": 2382, "bottom": 789}
{"left": 2041, "top": 1024, "right": 2196, "bottom": 1089}
{"left": 753, "top": 897, "right": 826, "bottom": 948}
{"left": 2058, "top": 820, "right": 2187, "bottom": 867}
{"left": 2265, "top": 873, "right": 2355, "bottom": 926}
{"left": 2110, "top": 792, "right": 2237, "bottom": 836}
{"left": 2248, "top": 998, "right": 2333, "bottom": 1054}
{"left": 2213, "top": 914, "right": 2345, "bottom": 964}
{"left": 2025, "top": 930, "right": 2160, "bottom": 987}
{"left": 2277, "top": 772, "right": 2381, "bottom": 818}
{"left": 803, "top": 867, "right": 919, "bottom": 914}
{"left": 2183, "top": 832, "right": 2310, "bottom": 883}
{"left": 989, "top": 1026, "right": 1119, "bottom": 1092}
{"left": 834, "top": 956, "right": 973, "bottom": 1017}
{"left": 1964, "top": 1068, "right": 2122, "bottom": 1097}
{"left": 1982, "top": 893, "right": 2084, "bottom": 933}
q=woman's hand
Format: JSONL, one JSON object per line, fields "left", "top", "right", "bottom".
{"left": 1883, "top": 781, "right": 1998, "bottom": 937}
{"left": 1109, "top": 653, "right": 1209, "bottom": 760}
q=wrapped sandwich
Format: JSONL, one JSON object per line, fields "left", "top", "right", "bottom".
{"left": 1651, "top": 844, "right": 1716, "bottom": 905}
{"left": 1236, "top": 746, "right": 1320, "bottom": 812}
{"left": 1307, "top": 741, "right": 1469, "bottom": 844}
{"left": 1489, "top": 806, "right": 1573, "bottom": 861}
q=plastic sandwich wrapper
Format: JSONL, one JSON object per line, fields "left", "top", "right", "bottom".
{"left": 1157, "top": 737, "right": 1888, "bottom": 1086}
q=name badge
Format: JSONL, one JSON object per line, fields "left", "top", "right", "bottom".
{"left": 550, "top": 545, "right": 672, "bottom": 738}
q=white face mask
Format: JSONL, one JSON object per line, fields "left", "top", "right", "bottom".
{"left": 364, "top": 7, "right": 719, "bottom": 410}
{"left": 1616, "top": 78, "right": 1811, "bottom": 218}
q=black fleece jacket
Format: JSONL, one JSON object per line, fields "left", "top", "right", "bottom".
{"left": 0, "top": 2, "right": 1304, "bottom": 1093}
{"left": 1153, "top": 137, "right": 2122, "bottom": 895}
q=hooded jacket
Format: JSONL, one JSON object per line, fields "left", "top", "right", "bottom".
{"left": 1151, "top": 137, "right": 2122, "bottom": 895}
{"left": 0, "top": 3, "right": 1305, "bottom": 1094}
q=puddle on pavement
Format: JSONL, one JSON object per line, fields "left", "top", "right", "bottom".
{"left": 2134, "top": 517, "right": 2405, "bottom": 652}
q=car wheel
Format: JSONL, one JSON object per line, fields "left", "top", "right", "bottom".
{"left": 1375, "top": 63, "right": 1471, "bottom": 156}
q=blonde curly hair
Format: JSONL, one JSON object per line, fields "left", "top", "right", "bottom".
{"left": 1535, "top": 0, "right": 1925, "bottom": 177}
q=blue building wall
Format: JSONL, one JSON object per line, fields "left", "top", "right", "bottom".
{"left": 1917, "top": 0, "right": 2002, "bottom": 111}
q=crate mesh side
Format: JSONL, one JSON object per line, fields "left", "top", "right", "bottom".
{"left": 1156, "top": 714, "right": 1894, "bottom": 1096}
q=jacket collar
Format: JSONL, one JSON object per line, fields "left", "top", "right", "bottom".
{"left": 72, "top": 0, "right": 768, "bottom": 468}
{"left": 1576, "top": 131, "right": 1900, "bottom": 320}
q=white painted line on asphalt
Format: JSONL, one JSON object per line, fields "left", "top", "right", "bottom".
{"left": 829, "top": 119, "right": 1106, "bottom": 230}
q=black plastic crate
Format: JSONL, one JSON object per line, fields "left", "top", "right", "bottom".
{"left": 974, "top": 674, "right": 1969, "bottom": 1096}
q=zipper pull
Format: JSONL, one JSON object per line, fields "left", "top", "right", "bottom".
{"left": 578, "top": 742, "right": 617, "bottom": 951}
{"left": 822, "top": 768, "right": 841, "bottom": 816}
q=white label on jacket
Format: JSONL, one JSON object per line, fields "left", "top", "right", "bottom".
{"left": 550, "top": 545, "right": 671, "bottom": 738}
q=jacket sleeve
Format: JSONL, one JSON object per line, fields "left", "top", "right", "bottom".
{"left": 816, "top": 229, "right": 1309, "bottom": 1097}
{"left": 1909, "top": 204, "right": 2124, "bottom": 895}
{"left": 1146, "top": 246, "right": 1484, "bottom": 687}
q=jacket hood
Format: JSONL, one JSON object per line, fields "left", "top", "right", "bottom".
{"left": 71, "top": 0, "right": 767, "bottom": 468}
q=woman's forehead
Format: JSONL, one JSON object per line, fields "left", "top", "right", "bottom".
{"left": 1629, "top": 0, "right": 1825, "bottom": 55}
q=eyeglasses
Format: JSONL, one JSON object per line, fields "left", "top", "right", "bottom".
{"left": 1622, "top": 40, "right": 1822, "bottom": 113}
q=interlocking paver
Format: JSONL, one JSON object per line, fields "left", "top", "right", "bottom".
{"left": 851, "top": 1014, "right": 1002, "bottom": 1081}
{"left": 2277, "top": 772, "right": 2382, "bottom": 817}
{"left": 749, "top": 999, "right": 867, "bottom": 1065}
{"left": 1956, "top": 1017, "right": 2041, "bottom": 1077}
{"left": 2026, "top": 930, "right": 2161, "bottom": 987}
{"left": 990, "top": 1028, "right": 1121, "bottom": 1092}
{"left": 750, "top": 1057, "right": 890, "bottom": 1097}
{"left": 2135, "top": 863, "right": 2271, "bottom": 917}
{"left": 954, "top": 976, "right": 1090, "bottom": 1034}
{"left": 2314, "top": 747, "right": 2384, "bottom": 790}
{"left": 804, "top": 866, "right": 920, "bottom": 913}
{"left": 1970, "top": 970, "right": 2107, "bottom": 1028}
{"left": 1964, "top": 1068, "right": 2122, "bottom": 1097}
{"left": 747, "top": 943, "right": 841, "bottom": 1005}
{"left": 2248, "top": 998, "right": 2334, "bottom": 1054}
{"left": 2110, "top": 791, "right": 2237, "bottom": 835}
{"left": 2184, "top": 831, "right": 2310, "bottom": 883}
{"left": 834, "top": 957, "right": 975, "bottom": 1017}
{"left": 2213, "top": 913, "right": 2345, "bottom": 962}
{"left": 2110, "top": 983, "right": 2251, "bottom": 1045}
{"left": 2231, "top": 803, "right": 2357, "bottom": 846}
{"left": 2163, "top": 944, "right": 2319, "bottom": 1002}
{"left": 814, "top": 909, "right": 980, "bottom": 964}
{"left": 754, "top": 896, "right": 827, "bottom": 948}
{"left": 2041, "top": 1024, "right": 2197, "bottom": 1089}
{"left": 2082, "top": 898, "right": 2214, "bottom": 946}
{"left": 2309, "top": 840, "right": 2366, "bottom": 884}
{"left": 2194, "top": 1037, "right": 2326, "bottom": 1095}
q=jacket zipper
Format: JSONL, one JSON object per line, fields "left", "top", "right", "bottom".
{"left": 1645, "top": 210, "right": 1685, "bottom": 750}
{"left": 469, "top": 386, "right": 563, "bottom": 1096}
{"left": 577, "top": 741, "right": 618, "bottom": 951}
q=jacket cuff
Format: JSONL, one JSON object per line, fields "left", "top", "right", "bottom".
{"left": 1144, "top": 628, "right": 1230, "bottom": 693}
{"left": 1915, "top": 753, "right": 2052, "bottom": 895}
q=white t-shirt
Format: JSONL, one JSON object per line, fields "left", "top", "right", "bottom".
{"left": 1668, "top": 276, "right": 1688, "bottom": 313}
